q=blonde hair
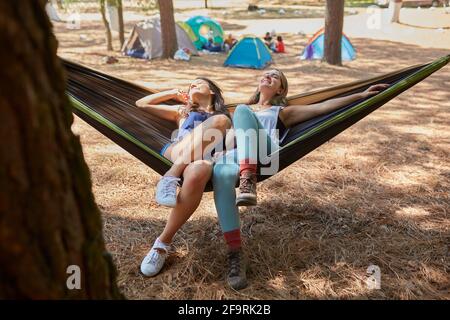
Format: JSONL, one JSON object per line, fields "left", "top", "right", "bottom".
{"left": 247, "top": 68, "right": 289, "bottom": 107}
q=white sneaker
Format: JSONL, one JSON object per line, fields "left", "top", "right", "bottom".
{"left": 155, "top": 176, "right": 181, "bottom": 207}
{"left": 140, "top": 238, "right": 171, "bottom": 277}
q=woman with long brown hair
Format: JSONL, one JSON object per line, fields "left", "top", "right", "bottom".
{"left": 135, "top": 77, "right": 230, "bottom": 277}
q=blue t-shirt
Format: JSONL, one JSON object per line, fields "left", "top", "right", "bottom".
{"left": 173, "top": 111, "right": 212, "bottom": 142}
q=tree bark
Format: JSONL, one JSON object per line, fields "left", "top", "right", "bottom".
{"left": 0, "top": 0, "right": 122, "bottom": 299}
{"left": 205, "top": 0, "right": 208, "bottom": 8}
{"left": 100, "top": 0, "right": 114, "bottom": 51}
{"left": 324, "top": 0, "right": 344, "bottom": 66}
{"left": 117, "top": 0, "right": 125, "bottom": 48}
{"left": 158, "top": 0, "right": 178, "bottom": 59}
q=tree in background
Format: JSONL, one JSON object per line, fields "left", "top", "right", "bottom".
{"left": 158, "top": 0, "right": 178, "bottom": 58}
{"left": 117, "top": 0, "right": 125, "bottom": 48}
{"left": 324, "top": 0, "right": 344, "bottom": 65}
{"left": 389, "top": 0, "right": 403, "bottom": 23}
{"left": 0, "top": 0, "right": 122, "bottom": 299}
{"left": 103, "top": 0, "right": 125, "bottom": 49}
{"left": 205, "top": 0, "right": 208, "bottom": 8}
{"left": 100, "top": 0, "right": 113, "bottom": 50}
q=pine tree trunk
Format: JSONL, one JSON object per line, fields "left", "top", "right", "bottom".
{"left": 0, "top": 0, "right": 122, "bottom": 299}
{"left": 158, "top": 0, "right": 178, "bottom": 59}
{"left": 324, "top": 0, "right": 344, "bottom": 66}
{"left": 100, "top": 0, "right": 114, "bottom": 51}
{"left": 117, "top": 0, "right": 125, "bottom": 48}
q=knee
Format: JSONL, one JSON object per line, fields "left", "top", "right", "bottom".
{"left": 233, "top": 104, "right": 252, "bottom": 119}
{"left": 183, "top": 161, "right": 212, "bottom": 186}
{"left": 212, "top": 163, "right": 239, "bottom": 187}
{"left": 210, "top": 114, "right": 231, "bottom": 131}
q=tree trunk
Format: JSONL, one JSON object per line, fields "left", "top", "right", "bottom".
{"left": 205, "top": 0, "right": 208, "bottom": 8}
{"left": 0, "top": 0, "right": 122, "bottom": 299}
{"left": 389, "top": 0, "right": 403, "bottom": 23}
{"left": 100, "top": 0, "right": 114, "bottom": 51}
{"left": 324, "top": 0, "right": 344, "bottom": 66}
{"left": 117, "top": 0, "right": 125, "bottom": 48}
{"left": 158, "top": 0, "right": 178, "bottom": 59}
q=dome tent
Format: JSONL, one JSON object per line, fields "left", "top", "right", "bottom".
{"left": 224, "top": 37, "right": 272, "bottom": 69}
{"left": 122, "top": 18, "right": 198, "bottom": 60}
{"left": 177, "top": 21, "right": 198, "bottom": 44}
{"left": 185, "top": 16, "right": 224, "bottom": 50}
{"left": 300, "top": 28, "right": 356, "bottom": 61}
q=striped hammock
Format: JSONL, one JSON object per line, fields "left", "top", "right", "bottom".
{"left": 64, "top": 55, "right": 450, "bottom": 190}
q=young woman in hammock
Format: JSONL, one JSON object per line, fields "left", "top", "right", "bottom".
{"left": 212, "top": 69, "right": 389, "bottom": 290}
{"left": 135, "top": 78, "right": 230, "bottom": 276}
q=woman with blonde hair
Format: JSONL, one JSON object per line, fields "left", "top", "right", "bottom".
{"left": 212, "top": 68, "right": 389, "bottom": 289}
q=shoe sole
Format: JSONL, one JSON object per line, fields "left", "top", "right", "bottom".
{"left": 228, "top": 279, "right": 248, "bottom": 291}
{"left": 140, "top": 270, "right": 159, "bottom": 277}
{"left": 155, "top": 198, "right": 177, "bottom": 208}
{"left": 236, "top": 193, "right": 257, "bottom": 206}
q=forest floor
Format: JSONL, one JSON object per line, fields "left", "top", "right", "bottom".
{"left": 54, "top": 6, "right": 450, "bottom": 299}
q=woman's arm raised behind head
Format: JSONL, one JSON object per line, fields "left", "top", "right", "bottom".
{"left": 135, "top": 89, "right": 187, "bottom": 123}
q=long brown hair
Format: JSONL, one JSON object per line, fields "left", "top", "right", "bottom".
{"left": 247, "top": 69, "right": 289, "bottom": 107}
{"left": 183, "top": 77, "right": 230, "bottom": 118}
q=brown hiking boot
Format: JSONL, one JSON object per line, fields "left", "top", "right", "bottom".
{"left": 226, "top": 249, "right": 248, "bottom": 290}
{"left": 236, "top": 171, "right": 257, "bottom": 206}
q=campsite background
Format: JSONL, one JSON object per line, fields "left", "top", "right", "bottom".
{"left": 4, "top": 0, "right": 449, "bottom": 299}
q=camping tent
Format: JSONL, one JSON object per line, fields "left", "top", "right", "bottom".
{"left": 185, "top": 16, "right": 224, "bottom": 50}
{"left": 177, "top": 21, "right": 198, "bottom": 44}
{"left": 300, "top": 28, "right": 356, "bottom": 61}
{"left": 122, "top": 18, "right": 198, "bottom": 60}
{"left": 224, "top": 37, "right": 272, "bottom": 69}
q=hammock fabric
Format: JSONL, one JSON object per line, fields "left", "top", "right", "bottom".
{"left": 64, "top": 55, "right": 449, "bottom": 191}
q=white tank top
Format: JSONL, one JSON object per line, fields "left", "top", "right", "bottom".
{"left": 254, "top": 106, "right": 289, "bottom": 146}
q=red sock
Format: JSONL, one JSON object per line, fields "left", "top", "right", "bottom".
{"left": 239, "top": 160, "right": 257, "bottom": 176}
{"left": 223, "top": 229, "right": 241, "bottom": 251}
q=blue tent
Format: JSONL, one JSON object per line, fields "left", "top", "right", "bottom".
{"left": 224, "top": 37, "right": 272, "bottom": 69}
{"left": 300, "top": 28, "right": 356, "bottom": 61}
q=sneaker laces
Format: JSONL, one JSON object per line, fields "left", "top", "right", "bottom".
{"left": 146, "top": 238, "right": 170, "bottom": 264}
{"left": 147, "top": 250, "right": 163, "bottom": 265}
{"left": 239, "top": 172, "right": 256, "bottom": 194}
{"left": 162, "top": 176, "right": 181, "bottom": 198}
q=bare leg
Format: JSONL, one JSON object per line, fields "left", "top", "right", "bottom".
{"left": 163, "top": 114, "right": 230, "bottom": 178}
{"left": 158, "top": 160, "right": 213, "bottom": 244}
{"left": 140, "top": 160, "right": 212, "bottom": 277}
